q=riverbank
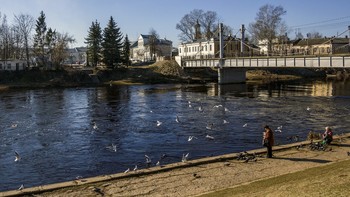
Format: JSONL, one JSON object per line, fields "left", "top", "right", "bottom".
{"left": 2, "top": 133, "right": 350, "bottom": 197}
{"left": 0, "top": 60, "right": 344, "bottom": 91}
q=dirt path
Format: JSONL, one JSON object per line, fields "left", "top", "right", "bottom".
{"left": 2, "top": 135, "right": 350, "bottom": 197}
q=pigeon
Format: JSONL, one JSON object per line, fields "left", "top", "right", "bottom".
{"left": 15, "top": 151, "right": 21, "bottom": 162}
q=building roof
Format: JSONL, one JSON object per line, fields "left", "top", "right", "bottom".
{"left": 295, "top": 37, "right": 349, "bottom": 46}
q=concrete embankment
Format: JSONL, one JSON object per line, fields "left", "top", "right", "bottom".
{"left": 2, "top": 133, "right": 350, "bottom": 197}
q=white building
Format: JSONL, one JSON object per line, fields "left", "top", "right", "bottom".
{"left": 130, "top": 34, "right": 173, "bottom": 62}
{"left": 0, "top": 60, "right": 26, "bottom": 71}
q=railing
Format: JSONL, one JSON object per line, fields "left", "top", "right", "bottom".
{"left": 182, "top": 56, "right": 350, "bottom": 68}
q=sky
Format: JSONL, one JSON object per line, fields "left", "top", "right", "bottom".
{"left": 1, "top": 0, "right": 350, "bottom": 48}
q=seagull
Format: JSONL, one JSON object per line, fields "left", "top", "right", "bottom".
{"left": 223, "top": 120, "right": 229, "bottom": 124}
{"left": 18, "top": 184, "right": 24, "bottom": 191}
{"left": 176, "top": 116, "right": 180, "bottom": 123}
{"left": 213, "top": 105, "right": 223, "bottom": 108}
{"left": 243, "top": 123, "right": 248, "bottom": 127}
{"left": 11, "top": 124, "right": 18, "bottom": 128}
{"left": 206, "top": 134, "right": 215, "bottom": 140}
{"left": 156, "top": 120, "right": 162, "bottom": 127}
{"left": 133, "top": 165, "right": 138, "bottom": 171}
{"left": 188, "top": 136, "right": 197, "bottom": 141}
{"left": 206, "top": 123, "right": 213, "bottom": 130}
{"left": 276, "top": 126, "right": 283, "bottom": 133}
{"left": 306, "top": 107, "right": 311, "bottom": 111}
{"left": 106, "top": 144, "right": 117, "bottom": 152}
{"left": 150, "top": 110, "right": 153, "bottom": 113}
{"left": 182, "top": 153, "right": 189, "bottom": 162}
{"left": 188, "top": 101, "right": 192, "bottom": 108}
{"left": 15, "top": 151, "right": 21, "bottom": 162}
{"left": 145, "top": 155, "right": 152, "bottom": 164}
{"left": 92, "top": 122, "right": 98, "bottom": 130}
{"left": 124, "top": 168, "right": 130, "bottom": 173}
{"left": 156, "top": 161, "right": 160, "bottom": 166}
{"left": 224, "top": 107, "right": 229, "bottom": 112}
{"left": 198, "top": 106, "right": 203, "bottom": 112}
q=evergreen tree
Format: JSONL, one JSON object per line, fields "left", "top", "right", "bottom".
{"left": 101, "top": 16, "right": 123, "bottom": 69}
{"left": 122, "top": 34, "right": 131, "bottom": 66}
{"left": 33, "top": 11, "right": 47, "bottom": 67}
{"left": 85, "top": 20, "right": 102, "bottom": 67}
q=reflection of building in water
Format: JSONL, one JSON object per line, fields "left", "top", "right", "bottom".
{"left": 311, "top": 81, "right": 333, "bottom": 96}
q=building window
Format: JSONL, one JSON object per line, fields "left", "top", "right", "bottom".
{"left": 205, "top": 45, "right": 207, "bottom": 51}
{"left": 321, "top": 48, "right": 325, "bottom": 53}
{"left": 210, "top": 45, "right": 212, "bottom": 51}
{"left": 0, "top": 63, "right": 2, "bottom": 69}
{"left": 327, "top": 47, "right": 330, "bottom": 53}
{"left": 7, "top": 64, "right": 11, "bottom": 69}
{"left": 179, "top": 48, "right": 181, "bottom": 53}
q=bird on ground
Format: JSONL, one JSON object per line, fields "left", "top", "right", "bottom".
{"left": 133, "top": 165, "right": 138, "bottom": 171}
{"left": 124, "top": 168, "right": 130, "bottom": 173}
{"left": 182, "top": 153, "right": 189, "bottom": 162}
{"left": 206, "top": 135, "right": 215, "bottom": 140}
{"left": 15, "top": 151, "right": 21, "bottom": 162}
{"left": 156, "top": 120, "right": 162, "bottom": 127}
{"left": 156, "top": 161, "right": 160, "bottom": 166}
{"left": 243, "top": 123, "right": 248, "bottom": 127}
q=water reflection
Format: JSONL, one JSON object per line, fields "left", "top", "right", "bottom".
{"left": 0, "top": 79, "right": 350, "bottom": 191}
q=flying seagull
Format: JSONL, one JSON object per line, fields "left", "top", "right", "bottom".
{"left": 15, "top": 151, "right": 21, "bottom": 162}
{"left": 176, "top": 116, "right": 180, "bottom": 123}
{"left": 206, "top": 135, "right": 215, "bottom": 140}
{"left": 188, "top": 136, "right": 197, "bottom": 142}
{"left": 157, "top": 120, "right": 162, "bottom": 127}
{"left": 243, "top": 123, "right": 248, "bottom": 127}
{"left": 182, "top": 153, "right": 189, "bottom": 162}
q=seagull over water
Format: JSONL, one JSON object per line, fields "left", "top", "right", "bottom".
{"left": 15, "top": 151, "right": 21, "bottom": 162}
{"left": 223, "top": 120, "right": 229, "bottom": 124}
{"left": 188, "top": 136, "right": 197, "bottom": 141}
{"left": 306, "top": 107, "right": 311, "bottom": 111}
{"left": 243, "top": 123, "right": 248, "bottom": 127}
{"left": 213, "top": 104, "right": 223, "bottom": 108}
{"left": 106, "top": 144, "right": 117, "bottom": 152}
{"left": 206, "top": 123, "right": 214, "bottom": 130}
{"left": 176, "top": 116, "right": 180, "bottom": 123}
{"left": 92, "top": 122, "right": 98, "bottom": 130}
{"left": 276, "top": 125, "right": 283, "bottom": 132}
{"left": 206, "top": 134, "right": 215, "bottom": 140}
{"left": 157, "top": 120, "right": 162, "bottom": 127}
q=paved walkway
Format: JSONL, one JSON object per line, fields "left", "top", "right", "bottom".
{"left": 2, "top": 134, "right": 350, "bottom": 197}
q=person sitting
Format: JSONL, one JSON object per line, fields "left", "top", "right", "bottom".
{"left": 322, "top": 126, "right": 333, "bottom": 145}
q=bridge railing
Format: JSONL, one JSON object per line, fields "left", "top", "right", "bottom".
{"left": 182, "top": 56, "right": 350, "bottom": 68}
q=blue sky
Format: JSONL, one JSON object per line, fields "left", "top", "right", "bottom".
{"left": 1, "top": 0, "right": 350, "bottom": 47}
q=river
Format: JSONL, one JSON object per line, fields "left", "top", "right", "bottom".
{"left": 1, "top": 78, "right": 350, "bottom": 191}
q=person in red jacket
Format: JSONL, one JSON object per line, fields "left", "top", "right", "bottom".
{"left": 322, "top": 126, "right": 333, "bottom": 145}
{"left": 263, "top": 125, "right": 274, "bottom": 158}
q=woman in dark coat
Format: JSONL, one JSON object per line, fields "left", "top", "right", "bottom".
{"left": 263, "top": 125, "right": 274, "bottom": 158}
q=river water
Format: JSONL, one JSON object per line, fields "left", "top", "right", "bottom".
{"left": 1, "top": 78, "right": 350, "bottom": 191}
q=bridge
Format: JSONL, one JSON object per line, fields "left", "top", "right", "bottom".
{"left": 178, "top": 56, "right": 350, "bottom": 84}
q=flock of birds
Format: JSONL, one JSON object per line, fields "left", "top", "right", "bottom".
{"left": 9, "top": 101, "right": 331, "bottom": 191}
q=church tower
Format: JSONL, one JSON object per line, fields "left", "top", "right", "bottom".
{"left": 194, "top": 19, "right": 202, "bottom": 40}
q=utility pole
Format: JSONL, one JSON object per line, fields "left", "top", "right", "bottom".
{"left": 348, "top": 26, "right": 350, "bottom": 53}
{"left": 219, "top": 23, "right": 224, "bottom": 68}
{"left": 240, "top": 24, "right": 245, "bottom": 56}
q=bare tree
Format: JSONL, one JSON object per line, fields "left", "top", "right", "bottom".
{"left": 249, "top": 4, "right": 287, "bottom": 55}
{"left": 51, "top": 32, "right": 75, "bottom": 69}
{"left": 176, "top": 9, "right": 222, "bottom": 42}
{"left": 14, "top": 13, "right": 34, "bottom": 68}
{"left": 148, "top": 28, "right": 159, "bottom": 60}
{"left": 307, "top": 31, "right": 323, "bottom": 39}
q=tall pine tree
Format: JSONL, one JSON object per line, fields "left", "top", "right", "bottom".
{"left": 33, "top": 11, "right": 47, "bottom": 67}
{"left": 101, "top": 16, "right": 123, "bottom": 69}
{"left": 122, "top": 34, "right": 131, "bottom": 66}
{"left": 85, "top": 20, "right": 102, "bottom": 67}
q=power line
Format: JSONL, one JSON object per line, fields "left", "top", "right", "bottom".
{"left": 290, "top": 15, "right": 350, "bottom": 29}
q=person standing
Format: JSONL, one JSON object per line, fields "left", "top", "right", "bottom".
{"left": 263, "top": 125, "right": 274, "bottom": 158}
{"left": 322, "top": 126, "right": 333, "bottom": 145}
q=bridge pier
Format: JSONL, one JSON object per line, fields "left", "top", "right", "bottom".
{"left": 218, "top": 68, "right": 246, "bottom": 84}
